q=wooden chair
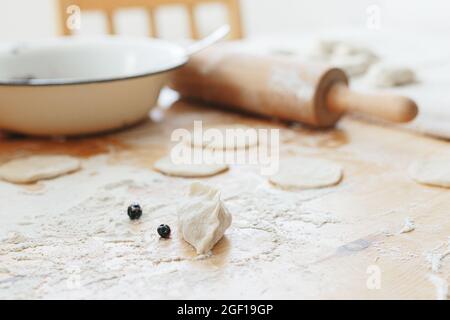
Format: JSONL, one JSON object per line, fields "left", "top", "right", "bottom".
{"left": 58, "top": 0, "right": 243, "bottom": 39}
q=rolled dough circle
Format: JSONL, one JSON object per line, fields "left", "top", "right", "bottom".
{"left": 186, "top": 124, "right": 259, "bottom": 150}
{"left": 367, "top": 64, "right": 416, "bottom": 88}
{"left": 408, "top": 157, "right": 450, "bottom": 188}
{"left": 153, "top": 156, "right": 229, "bottom": 178}
{"left": 269, "top": 157, "right": 343, "bottom": 190}
{"left": 0, "top": 155, "right": 81, "bottom": 184}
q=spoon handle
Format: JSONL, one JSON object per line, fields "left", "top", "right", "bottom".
{"left": 185, "top": 25, "right": 230, "bottom": 56}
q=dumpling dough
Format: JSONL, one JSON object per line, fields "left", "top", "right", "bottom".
{"left": 0, "top": 155, "right": 81, "bottom": 184}
{"left": 310, "top": 40, "right": 379, "bottom": 76}
{"left": 185, "top": 124, "right": 258, "bottom": 150}
{"left": 178, "top": 182, "right": 232, "bottom": 254}
{"left": 269, "top": 157, "right": 343, "bottom": 190}
{"left": 330, "top": 53, "right": 376, "bottom": 77}
{"left": 154, "top": 156, "right": 228, "bottom": 178}
{"left": 409, "top": 156, "right": 450, "bottom": 188}
{"left": 310, "top": 40, "right": 378, "bottom": 60}
{"left": 368, "top": 64, "right": 416, "bottom": 88}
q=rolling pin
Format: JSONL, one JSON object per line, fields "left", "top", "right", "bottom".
{"left": 170, "top": 44, "right": 418, "bottom": 128}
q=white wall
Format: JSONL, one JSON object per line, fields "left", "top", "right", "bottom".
{"left": 0, "top": 0, "right": 449, "bottom": 41}
{"left": 0, "top": 0, "right": 57, "bottom": 40}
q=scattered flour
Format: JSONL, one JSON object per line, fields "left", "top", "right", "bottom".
{"left": 0, "top": 167, "right": 338, "bottom": 299}
{"left": 427, "top": 274, "right": 449, "bottom": 300}
{"left": 398, "top": 217, "right": 415, "bottom": 234}
{"left": 425, "top": 237, "right": 450, "bottom": 273}
{"left": 372, "top": 240, "right": 419, "bottom": 262}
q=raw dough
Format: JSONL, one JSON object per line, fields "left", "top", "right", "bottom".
{"left": 269, "top": 157, "right": 343, "bottom": 190}
{"left": 153, "top": 156, "right": 228, "bottom": 178}
{"left": 309, "top": 40, "right": 339, "bottom": 57}
{"left": 408, "top": 156, "right": 450, "bottom": 188}
{"left": 368, "top": 64, "right": 416, "bottom": 88}
{"left": 185, "top": 124, "right": 258, "bottom": 150}
{"left": 330, "top": 53, "right": 375, "bottom": 76}
{"left": 0, "top": 155, "right": 81, "bottom": 184}
{"left": 310, "top": 40, "right": 377, "bottom": 60}
{"left": 178, "top": 182, "right": 232, "bottom": 254}
{"left": 333, "top": 43, "right": 377, "bottom": 58}
{"left": 310, "top": 40, "right": 379, "bottom": 76}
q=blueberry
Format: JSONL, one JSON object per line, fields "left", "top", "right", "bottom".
{"left": 157, "top": 224, "right": 171, "bottom": 239}
{"left": 127, "top": 203, "right": 142, "bottom": 220}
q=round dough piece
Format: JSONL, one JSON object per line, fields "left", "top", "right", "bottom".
{"left": 368, "top": 64, "right": 416, "bottom": 88}
{"left": 330, "top": 53, "right": 375, "bottom": 77}
{"left": 269, "top": 157, "right": 343, "bottom": 190}
{"left": 0, "top": 155, "right": 81, "bottom": 184}
{"left": 153, "top": 156, "right": 228, "bottom": 178}
{"left": 408, "top": 157, "right": 450, "bottom": 188}
{"left": 185, "top": 124, "right": 258, "bottom": 150}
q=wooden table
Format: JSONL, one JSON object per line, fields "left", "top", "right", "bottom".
{"left": 0, "top": 99, "right": 449, "bottom": 299}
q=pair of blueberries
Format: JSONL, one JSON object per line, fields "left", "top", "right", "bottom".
{"left": 127, "top": 204, "right": 171, "bottom": 239}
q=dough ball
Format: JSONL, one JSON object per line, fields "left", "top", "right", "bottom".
{"left": 185, "top": 124, "right": 258, "bottom": 150}
{"left": 310, "top": 40, "right": 378, "bottom": 77}
{"left": 269, "top": 157, "right": 343, "bottom": 190}
{"left": 409, "top": 156, "right": 450, "bottom": 188}
{"left": 368, "top": 64, "right": 416, "bottom": 88}
{"left": 153, "top": 156, "right": 228, "bottom": 178}
{"left": 309, "top": 40, "right": 340, "bottom": 58}
{"left": 330, "top": 53, "right": 375, "bottom": 77}
{"left": 0, "top": 155, "right": 81, "bottom": 184}
{"left": 178, "top": 182, "right": 232, "bottom": 254}
{"left": 333, "top": 43, "right": 378, "bottom": 60}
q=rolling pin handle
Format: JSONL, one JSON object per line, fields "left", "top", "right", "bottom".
{"left": 326, "top": 83, "right": 419, "bottom": 123}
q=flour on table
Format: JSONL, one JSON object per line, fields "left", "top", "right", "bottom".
{"left": 367, "top": 64, "right": 416, "bottom": 88}
{"left": 408, "top": 156, "right": 450, "bottom": 188}
{"left": 185, "top": 124, "right": 259, "bottom": 150}
{"left": 153, "top": 156, "right": 228, "bottom": 178}
{"left": 0, "top": 155, "right": 81, "bottom": 184}
{"left": 398, "top": 217, "right": 415, "bottom": 234}
{"left": 428, "top": 274, "right": 449, "bottom": 300}
{"left": 269, "top": 157, "right": 343, "bottom": 190}
{"left": 425, "top": 237, "right": 450, "bottom": 273}
{"left": 178, "top": 182, "right": 232, "bottom": 254}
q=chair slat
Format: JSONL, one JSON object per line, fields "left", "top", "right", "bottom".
{"left": 186, "top": 3, "right": 200, "bottom": 39}
{"left": 105, "top": 9, "right": 116, "bottom": 35}
{"left": 147, "top": 7, "right": 158, "bottom": 37}
{"left": 58, "top": 0, "right": 243, "bottom": 39}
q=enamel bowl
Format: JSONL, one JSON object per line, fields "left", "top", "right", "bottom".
{"left": 0, "top": 37, "right": 188, "bottom": 136}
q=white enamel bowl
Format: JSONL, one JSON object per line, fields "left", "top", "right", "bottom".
{"left": 0, "top": 37, "right": 188, "bottom": 136}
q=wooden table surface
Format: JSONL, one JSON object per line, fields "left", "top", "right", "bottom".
{"left": 0, "top": 99, "right": 449, "bottom": 299}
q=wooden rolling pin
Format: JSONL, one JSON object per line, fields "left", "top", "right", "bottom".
{"left": 170, "top": 45, "right": 418, "bottom": 128}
